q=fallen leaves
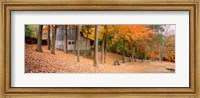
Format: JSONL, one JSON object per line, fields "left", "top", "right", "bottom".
{"left": 25, "top": 44, "right": 175, "bottom": 73}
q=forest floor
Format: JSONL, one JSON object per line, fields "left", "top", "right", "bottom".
{"left": 25, "top": 44, "right": 175, "bottom": 73}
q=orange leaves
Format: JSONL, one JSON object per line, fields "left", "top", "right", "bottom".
{"left": 99, "top": 25, "right": 157, "bottom": 44}
{"left": 117, "top": 25, "right": 129, "bottom": 35}
{"left": 116, "top": 25, "right": 152, "bottom": 43}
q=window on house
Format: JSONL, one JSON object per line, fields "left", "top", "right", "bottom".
{"left": 69, "top": 42, "right": 71, "bottom": 44}
{"left": 72, "top": 41, "right": 74, "bottom": 44}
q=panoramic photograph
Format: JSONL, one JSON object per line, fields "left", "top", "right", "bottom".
{"left": 25, "top": 24, "right": 175, "bottom": 73}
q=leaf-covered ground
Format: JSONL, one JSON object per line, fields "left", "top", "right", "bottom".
{"left": 25, "top": 44, "right": 175, "bottom": 73}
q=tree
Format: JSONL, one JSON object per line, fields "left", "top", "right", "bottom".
{"left": 35, "top": 25, "right": 43, "bottom": 52}
{"left": 164, "top": 34, "right": 175, "bottom": 62}
{"left": 128, "top": 25, "right": 150, "bottom": 62}
{"left": 117, "top": 25, "right": 135, "bottom": 62}
{"left": 74, "top": 26, "right": 78, "bottom": 54}
{"left": 81, "top": 25, "right": 93, "bottom": 57}
{"left": 117, "top": 25, "right": 138, "bottom": 62}
{"left": 99, "top": 25, "right": 117, "bottom": 63}
{"left": 127, "top": 25, "right": 147, "bottom": 61}
{"left": 64, "top": 25, "right": 68, "bottom": 54}
{"left": 148, "top": 25, "right": 165, "bottom": 62}
{"left": 77, "top": 25, "right": 80, "bottom": 62}
{"left": 162, "top": 25, "right": 175, "bottom": 62}
{"left": 93, "top": 25, "right": 99, "bottom": 67}
{"left": 155, "top": 31, "right": 164, "bottom": 62}
{"left": 51, "top": 25, "right": 57, "bottom": 54}
{"left": 106, "top": 27, "right": 122, "bottom": 55}
{"left": 25, "top": 25, "right": 38, "bottom": 38}
{"left": 47, "top": 25, "right": 51, "bottom": 50}
{"left": 101, "top": 25, "right": 107, "bottom": 63}
{"left": 114, "top": 25, "right": 154, "bottom": 62}
{"left": 25, "top": 25, "right": 34, "bottom": 37}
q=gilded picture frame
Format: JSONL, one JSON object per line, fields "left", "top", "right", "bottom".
{"left": 0, "top": 0, "right": 199, "bottom": 98}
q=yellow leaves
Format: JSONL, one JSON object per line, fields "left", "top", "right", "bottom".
{"left": 98, "top": 25, "right": 117, "bottom": 40}
{"left": 82, "top": 31, "right": 95, "bottom": 40}
{"left": 81, "top": 25, "right": 95, "bottom": 40}
{"left": 98, "top": 26, "right": 106, "bottom": 39}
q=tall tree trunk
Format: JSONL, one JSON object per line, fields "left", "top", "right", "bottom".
{"left": 161, "top": 48, "right": 163, "bottom": 63}
{"left": 123, "top": 36, "right": 126, "bottom": 63}
{"left": 77, "top": 25, "right": 80, "bottom": 62}
{"left": 132, "top": 46, "right": 135, "bottom": 62}
{"left": 101, "top": 32, "right": 105, "bottom": 63}
{"left": 94, "top": 25, "right": 99, "bottom": 67}
{"left": 47, "top": 25, "right": 51, "bottom": 50}
{"left": 51, "top": 25, "right": 57, "bottom": 54}
{"left": 104, "top": 48, "right": 107, "bottom": 63}
{"left": 84, "top": 32, "right": 89, "bottom": 57}
{"left": 104, "top": 32, "right": 107, "bottom": 63}
{"left": 159, "top": 45, "right": 162, "bottom": 63}
{"left": 64, "top": 25, "right": 68, "bottom": 54}
{"left": 144, "top": 48, "right": 147, "bottom": 62}
{"left": 152, "top": 49, "right": 155, "bottom": 62}
{"left": 116, "top": 43, "right": 119, "bottom": 55}
{"left": 101, "top": 26, "right": 107, "bottom": 63}
{"left": 36, "top": 25, "right": 43, "bottom": 52}
{"left": 74, "top": 26, "right": 77, "bottom": 54}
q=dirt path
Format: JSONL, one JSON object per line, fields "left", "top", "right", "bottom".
{"left": 25, "top": 44, "right": 175, "bottom": 73}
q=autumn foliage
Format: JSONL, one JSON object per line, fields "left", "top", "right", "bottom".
{"left": 25, "top": 24, "right": 175, "bottom": 73}
{"left": 97, "top": 25, "right": 175, "bottom": 62}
